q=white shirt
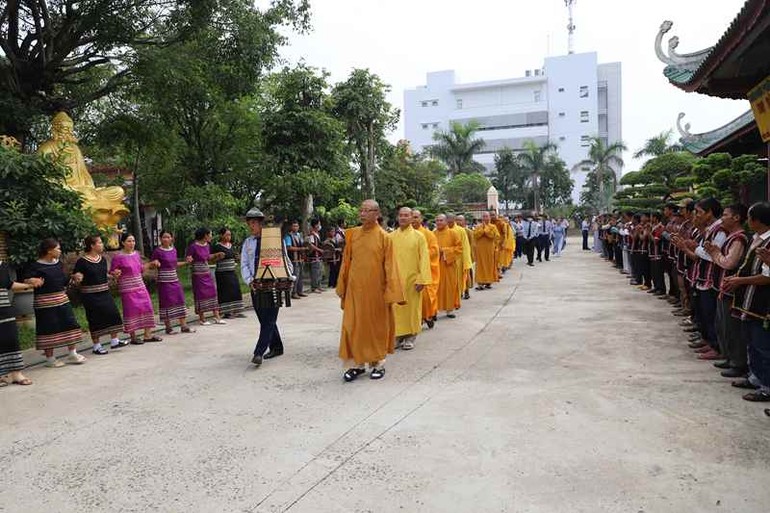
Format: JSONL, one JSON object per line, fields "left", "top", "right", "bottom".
{"left": 694, "top": 219, "right": 726, "bottom": 262}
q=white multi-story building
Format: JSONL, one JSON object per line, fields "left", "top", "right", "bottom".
{"left": 403, "top": 52, "right": 622, "bottom": 205}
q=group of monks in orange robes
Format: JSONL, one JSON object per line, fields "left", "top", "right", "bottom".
{"left": 335, "top": 200, "right": 515, "bottom": 382}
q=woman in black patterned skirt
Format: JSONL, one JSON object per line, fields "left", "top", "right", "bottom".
{"left": 213, "top": 228, "right": 245, "bottom": 319}
{"left": 72, "top": 235, "right": 127, "bottom": 355}
{"left": 0, "top": 261, "right": 34, "bottom": 386}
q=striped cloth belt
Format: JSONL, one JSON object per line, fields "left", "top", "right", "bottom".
{"left": 34, "top": 291, "right": 70, "bottom": 309}
{"left": 216, "top": 259, "right": 236, "bottom": 273}
{"left": 192, "top": 262, "right": 210, "bottom": 275}
{"left": 118, "top": 274, "right": 145, "bottom": 293}
{"left": 80, "top": 283, "right": 109, "bottom": 294}
{"left": 0, "top": 289, "right": 11, "bottom": 308}
{"left": 158, "top": 269, "right": 180, "bottom": 283}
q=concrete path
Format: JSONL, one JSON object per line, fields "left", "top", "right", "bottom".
{"left": 1, "top": 248, "right": 769, "bottom": 513}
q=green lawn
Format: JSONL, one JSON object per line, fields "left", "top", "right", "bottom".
{"left": 18, "top": 269, "right": 250, "bottom": 351}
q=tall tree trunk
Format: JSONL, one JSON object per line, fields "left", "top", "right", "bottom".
{"left": 301, "top": 193, "right": 314, "bottom": 231}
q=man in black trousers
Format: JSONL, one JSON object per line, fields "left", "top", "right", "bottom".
{"left": 521, "top": 212, "right": 540, "bottom": 267}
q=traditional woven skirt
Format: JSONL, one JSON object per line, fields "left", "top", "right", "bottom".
{"left": 191, "top": 263, "right": 219, "bottom": 315}
{"left": 157, "top": 269, "right": 188, "bottom": 321}
{"left": 215, "top": 261, "right": 243, "bottom": 315}
{"left": 33, "top": 291, "right": 82, "bottom": 350}
{"left": 80, "top": 283, "right": 123, "bottom": 338}
{"left": 0, "top": 317, "right": 24, "bottom": 375}
{"left": 118, "top": 275, "right": 156, "bottom": 333}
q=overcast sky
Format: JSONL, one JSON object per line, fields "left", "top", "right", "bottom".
{"left": 279, "top": 0, "right": 750, "bottom": 171}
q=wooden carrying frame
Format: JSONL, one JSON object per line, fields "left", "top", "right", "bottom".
{"left": 251, "top": 225, "right": 293, "bottom": 307}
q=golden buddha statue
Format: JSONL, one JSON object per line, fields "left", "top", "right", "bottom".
{"left": 38, "top": 112, "right": 129, "bottom": 246}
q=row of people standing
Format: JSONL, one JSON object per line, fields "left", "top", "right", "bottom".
{"left": 1, "top": 227, "right": 247, "bottom": 381}
{"left": 512, "top": 213, "right": 570, "bottom": 266}
{"left": 595, "top": 200, "right": 770, "bottom": 405}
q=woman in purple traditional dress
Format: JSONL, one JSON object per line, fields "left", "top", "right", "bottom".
{"left": 24, "top": 238, "right": 86, "bottom": 367}
{"left": 110, "top": 233, "right": 162, "bottom": 344}
{"left": 150, "top": 231, "right": 193, "bottom": 335}
{"left": 186, "top": 228, "right": 226, "bottom": 326}
{"left": 212, "top": 228, "right": 245, "bottom": 319}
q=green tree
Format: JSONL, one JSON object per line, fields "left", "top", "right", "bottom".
{"left": 375, "top": 141, "right": 445, "bottom": 214}
{"left": 492, "top": 148, "right": 524, "bottom": 210}
{"left": 429, "top": 121, "right": 486, "bottom": 176}
{"left": 259, "top": 64, "right": 351, "bottom": 225}
{"left": 633, "top": 129, "right": 683, "bottom": 159}
{"left": 164, "top": 185, "right": 249, "bottom": 247}
{"left": 539, "top": 155, "right": 574, "bottom": 208}
{"left": 442, "top": 173, "right": 491, "bottom": 204}
{"left": 577, "top": 137, "right": 626, "bottom": 212}
{"left": 517, "top": 140, "right": 559, "bottom": 213}
{"left": 0, "top": 0, "right": 311, "bottom": 142}
{"left": 331, "top": 69, "right": 399, "bottom": 199}
{"left": 0, "top": 145, "right": 98, "bottom": 265}
{"left": 680, "top": 153, "right": 765, "bottom": 205}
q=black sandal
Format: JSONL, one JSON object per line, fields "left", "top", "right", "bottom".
{"left": 343, "top": 368, "right": 366, "bottom": 382}
{"left": 112, "top": 340, "right": 130, "bottom": 348}
{"left": 144, "top": 336, "right": 163, "bottom": 343}
{"left": 370, "top": 368, "right": 385, "bottom": 380}
{"left": 732, "top": 379, "right": 758, "bottom": 390}
{"left": 742, "top": 391, "right": 770, "bottom": 402}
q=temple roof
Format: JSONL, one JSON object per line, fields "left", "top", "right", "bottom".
{"left": 655, "top": 0, "right": 770, "bottom": 98}
{"left": 677, "top": 110, "right": 761, "bottom": 155}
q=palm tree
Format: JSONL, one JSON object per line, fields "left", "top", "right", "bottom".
{"left": 633, "top": 129, "right": 683, "bottom": 159}
{"left": 517, "top": 140, "right": 558, "bottom": 213}
{"left": 429, "top": 121, "right": 486, "bottom": 176}
{"left": 576, "top": 136, "right": 627, "bottom": 212}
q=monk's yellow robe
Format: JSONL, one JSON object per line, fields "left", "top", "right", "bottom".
{"left": 451, "top": 224, "right": 472, "bottom": 296}
{"left": 337, "top": 225, "right": 404, "bottom": 365}
{"left": 389, "top": 226, "right": 432, "bottom": 337}
{"left": 474, "top": 223, "right": 501, "bottom": 284}
{"left": 465, "top": 226, "right": 476, "bottom": 288}
{"left": 492, "top": 219, "right": 508, "bottom": 271}
{"left": 434, "top": 226, "right": 463, "bottom": 311}
{"left": 502, "top": 222, "right": 515, "bottom": 268}
{"left": 417, "top": 225, "right": 440, "bottom": 320}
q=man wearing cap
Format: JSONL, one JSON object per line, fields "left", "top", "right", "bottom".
{"left": 240, "top": 207, "right": 291, "bottom": 367}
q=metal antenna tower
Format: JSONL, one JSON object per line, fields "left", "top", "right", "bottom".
{"left": 565, "top": 0, "right": 576, "bottom": 54}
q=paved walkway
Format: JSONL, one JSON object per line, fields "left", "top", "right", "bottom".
{"left": 1, "top": 248, "right": 769, "bottom": 513}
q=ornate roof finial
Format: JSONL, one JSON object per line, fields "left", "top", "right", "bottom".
{"left": 676, "top": 112, "right": 693, "bottom": 139}
{"left": 655, "top": 20, "right": 714, "bottom": 70}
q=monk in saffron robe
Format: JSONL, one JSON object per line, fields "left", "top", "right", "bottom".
{"left": 457, "top": 215, "right": 476, "bottom": 299}
{"left": 337, "top": 200, "right": 404, "bottom": 382}
{"left": 434, "top": 214, "right": 463, "bottom": 318}
{"left": 491, "top": 212, "right": 508, "bottom": 277}
{"left": 474, "top": 211, "right": 501, "bottom": 289}
{"left": 448, "top": 214, "right": 472, "bottom": 302}
{"left": 413, "top": 210, "right": 439, "bottom": 328}
{"left": 389, "top": 207, "right": 432, "bottom": 351}
{"left": 501, "top": 217, "right": 515, "bottom": 270}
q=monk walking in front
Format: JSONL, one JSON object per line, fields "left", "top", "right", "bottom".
{"left": 389, "top": 207, "right": 432, "bottom": 351}
{"left": 412, "top": 210, "right": 440, "bottom": 328}
{"left": 457, "top": 215, "right": 476, "bottom": 299}
{"left": 434, "top": 214, "right": 463, "bottom": 318}
{"left": 337, "top": 200, "right": 404, "bottom": 382}
{"left": 474, "top": 211, "right": 501, "bottom": 289}
{"left": 448, "top": 213, "right": 472, "bottom": 302}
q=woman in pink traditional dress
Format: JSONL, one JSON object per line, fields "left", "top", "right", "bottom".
{"left": 150, "top": 231, "right": 193, "bottom": 335}
{"left": 110, "top": 233, "right": 162, "bottom": 344}
{"left": 186, "top": 228, "right": 227, "bottom": 326}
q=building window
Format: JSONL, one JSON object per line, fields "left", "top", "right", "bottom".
{"left": 579, "top": 86, "right": 589, "bottom": 98}
{"left": 534, "top": 91, "right": 541, "bottom": 102}
{"left": 431, "top": 100, "right": 439, "bottom": 107}
{"left": 580, "top": 111, "right": 589, "bottom": 123}
{"left": 421, "top": 124, "right": 429, "bottom": 130}
{"left": 559, "top": 136, "right": 566, "bottom": 141}
{"left": 580, "top": 135, "right": 590, "bottom": 147}
{"left": 558, "top": 112, "right": 565, "bottom": 118}
{"left": 456, "top": 99, "right": 463, "bottom": 109}
{"left": 432, "top": 123, "right": 439, "bottom": 129}
{"left": 558, "top": 87, "right": 565, "bottom": 93}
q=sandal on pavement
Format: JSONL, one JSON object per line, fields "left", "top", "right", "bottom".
{"left": 213, "top": 319, "right": 227, "bottom": 325}
{"left": 112, "top": 340, "right": 130, "bottom": 348}
{"left": 742, "top": 391, "right": 770, "bottom": 402}
{"left": 732, "top": 379, "right": 758, "bottom": 390}
{"left": 200, "top": 321, "right": 212, "bottom": 326}
{"left": 370, "top": 368, "right": 386, "bottom": 380}
{"left": 12, "top": 377, "right": 33, "bottom": 386}
{"left": 144, "top": 336, "right": 163, "bottom": 343}
{"left": 343, "top": 368, "right": 366, "bottom": 382}
{"left": 165, "top": 327, "right": 174, "bottom": 335}
{"left": 0, "top": 379, "right": 8, "bottom": 387}
{"left": 130, "top": 337, "right": 144, "bottom": 345}
{"left": 180, "top": 327, "right": 195, "bottom": 333}
{"left": 65, "top": 353, "right": 87, "bottom": 365}
{"left": 45, "top": 359, "right": 65, "bottom": 368}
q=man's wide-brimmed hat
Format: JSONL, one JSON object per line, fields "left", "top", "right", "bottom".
{"left": 245, "top": 206, "right": 265, "bottom": 219}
